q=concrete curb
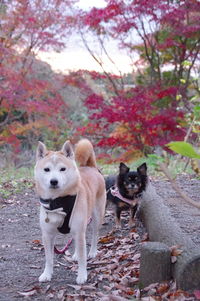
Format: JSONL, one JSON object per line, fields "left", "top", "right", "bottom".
{"left": 139, "top": 242, "right": 171, "bottom": 287}
{"left": 138, "top": 183, "right": 200, "bottom": 290}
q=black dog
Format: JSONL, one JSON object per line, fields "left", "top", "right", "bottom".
{"left": 105, "top": 162, "right": 147, "bottom": 228}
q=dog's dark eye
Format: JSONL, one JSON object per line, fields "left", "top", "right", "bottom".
{"left": 60, "top": 167, "right": 66, "bottom": 172}
{"left": 44, "top": 167, "right": 50, "bottom": 172}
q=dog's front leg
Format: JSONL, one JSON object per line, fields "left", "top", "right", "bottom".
{"left": 39, "top": 231, "right": 56, "bottom": 282}
{"left": 73, "top": 232, "right": 87, "bottom": 284}
{"left": 129, "top": 204, "right": 138, "bottom": 227}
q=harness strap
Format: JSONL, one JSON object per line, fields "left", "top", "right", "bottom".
{"left": 110, "top": 186, "right": 137, "bottom": 206}
{"left": 40, "top": 195, "right": 77, "bottom": 234}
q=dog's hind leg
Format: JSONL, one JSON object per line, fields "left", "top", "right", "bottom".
{"left": 72, "top": 231, "right": 87, "bottom": 284}
{"left": 88, "top": 209, "right": 99, "bottom": 259}
{"left": 88, "top": 196, "right": 106, "bottom": 259}
{"left": 39, "top": 231, "right": 56, "bottom": 282}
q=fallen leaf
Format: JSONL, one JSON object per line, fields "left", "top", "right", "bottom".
{"left": 18, "top": 286, "right": 40, "bottom": 297}
{"left": 170, "top": 245, "right": 183, "bottom": 256}
{"left": 81, "top": 284, "right": 97, "bottom": 290}
{"left": 143, "top": 282, "right": 158, "bottom": 292}
{"left": 67, "top": 284, "right": 82, "bottom": 290}
{"left": 141, "top": 297, "right": 155, "bottom": 301}
{"left": 102, "top": 285, "right": 112, "bottom": 291}
{"left": 57, "top": 289, "right": 66, "bottom": 299}
{"left": 30, "top": 265, "right": 40, "bottom": 269}
{"left": 156, "top": 282, "right": 169, "bottom": 294}
{"left": 32, "top": 239, "right": 41, "bottom": 245}
{"left": 99, "top": 235, "right": 115, "bottom": 244}
{"left": 100, "top": 295, "right": 129, "bottom": 301}
{"left": 171, "top": 255, "right": 177, "bottom": 263}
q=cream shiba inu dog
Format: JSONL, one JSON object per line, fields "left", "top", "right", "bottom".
{"left": 34, "top": 139, "right": 106, "bottom": 284}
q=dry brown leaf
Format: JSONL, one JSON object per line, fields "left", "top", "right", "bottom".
{"left": 99, "top": 235, "right": 115, "bottom": 244}
{"left": 81, "top": 284, "right": 97, "bottom": 291}
{"left": 100, "top": 295, "right": 129, "bottom": 301}
{"left": 18, "top": 286, "right": 40, "bottom": 297}
{"left": 156, "top": 282, "right": 169, "bottom": 294}
{"left": 143, "top": 282, "right": 158, "bottom": 292}
{"left": 170, "top": 245, "right": 183, "bottom": 257}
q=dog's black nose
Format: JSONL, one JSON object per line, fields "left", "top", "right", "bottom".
{"left": 50, "top": 179, "right": 58, "bottom": 187}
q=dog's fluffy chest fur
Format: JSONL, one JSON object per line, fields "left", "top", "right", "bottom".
{"left": 40, "top": 206, "right": 67, "bottom": 231}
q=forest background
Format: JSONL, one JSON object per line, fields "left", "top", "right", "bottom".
{"left": 0, "top": 0, "right": 200, "bottom": 168}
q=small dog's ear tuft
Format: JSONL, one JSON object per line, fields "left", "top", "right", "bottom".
{"left": 137, "top": 163, "right": 147, "bottom": 175}
{"left": 61, "top": 140, "right": 74, "bottom": 158}
{"left": 119, "top": 162, "right": 130, "bottom": 174}
{"left": 36, "top": 141, "right": 47, "bottom": 161}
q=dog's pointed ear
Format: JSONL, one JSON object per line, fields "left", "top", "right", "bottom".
{"left": 119, "top": 162, "right": 130, "bottom": 174}
{"left": 36, "top": 141, "right": 47, "bottom": 161}
{"left": 137, "top": 163, "right": 147, "bottom": 175}
{"left": 61, "top": 140, "right": 74, "bottom": 158}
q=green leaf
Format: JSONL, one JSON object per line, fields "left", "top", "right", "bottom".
{"left": 194, "top": 105, "right": 200, "bottom": 118}
{"left": 182, "top": 60, "right": 192, "bottom": 67}
{"left": 190, "top": 95, "right": 198, "bottom": 102}
{"left": 166, "top": 141, "right": 200, "bottom": 159}
{"left": 176, "top": 94, "right": 182, "bottom": 101}
{"left": 180, "top": 78, "right": 186, "bottom": 84}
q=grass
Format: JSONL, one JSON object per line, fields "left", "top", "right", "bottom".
{"left": 0, "top": 166, "right": 34, "bottom": 200}
{"left": 99, "top": 155, "right": 194, "bottom": 178}
{"left": 0, "top": 156, "right": 194, "bottom": 201}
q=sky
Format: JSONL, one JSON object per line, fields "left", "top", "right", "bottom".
{"left": 37, "top": 0, "right": 133, "bottom": 75}
{"left": 77, "top": 0, "right": 107, "bottom": 10}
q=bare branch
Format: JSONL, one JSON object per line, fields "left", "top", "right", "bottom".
{"left": 79, "top": 30, "right": 120, "bottom": 96}
{"left": 159, "top": 162, "right": 200, "bottom": 209}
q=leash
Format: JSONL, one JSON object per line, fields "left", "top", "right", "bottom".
{"left": 54, "top": 238, "right": 73, "bottom": 254}
{"left": 53, "top": 217, "right": 93, "bottom": 254}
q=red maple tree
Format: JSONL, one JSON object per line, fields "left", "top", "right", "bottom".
{"left": 71, "top": 0, "right": 200, "bottom": 160}
{"left": 0, "top": 0, "right": 75, "bottom": 151}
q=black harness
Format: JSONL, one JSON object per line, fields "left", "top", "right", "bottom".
{"left": 40, "top": 195, "right": 76, "bottom": 234}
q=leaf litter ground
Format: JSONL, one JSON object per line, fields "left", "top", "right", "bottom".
{"left": 0, "top": 178, "right": 199, "bottom": 301}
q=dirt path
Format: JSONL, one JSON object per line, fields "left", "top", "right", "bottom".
{"left": 0, "top": 175, "right": 200, "bottom": 300}
{"left": 0, "top": 187, "right": 146, "bottom": 300}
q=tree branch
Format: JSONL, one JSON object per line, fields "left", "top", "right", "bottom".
{"left": 79, "top": 30, "right": 120, "bottom": 96}
{"left": 159, "top": 162, "right": 200, "bottom": 209}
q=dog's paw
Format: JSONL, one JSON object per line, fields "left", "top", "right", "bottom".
{"left": 76, "top": 271, "right": 87, "bottom": 284}
{"left": 72, "top": 252, "right": 78, "bottom": 261}
{"left": 39, "top": 272, "right": 52, "bottom": 282}
{"left": 88, "top": 250, "right": 97, "bottom": 259}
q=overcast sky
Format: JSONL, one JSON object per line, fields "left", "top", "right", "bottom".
{"left": 38, "top": 0, "right": 133, "bottom": 75}
{"left": 77, "top": 0, "right": 107, "bottom": 10}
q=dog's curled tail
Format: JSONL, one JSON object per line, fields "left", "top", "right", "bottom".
{"left": 75, "top": 139, "right": 97, "bottom": 168}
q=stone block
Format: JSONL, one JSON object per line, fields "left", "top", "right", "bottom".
{"left": 139, "top": 182, "right": 200, "bottom": 290}
{"left": 139, "top": 242, "right": 171, "bottom": 287}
